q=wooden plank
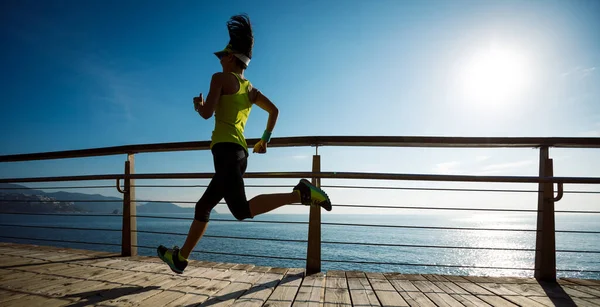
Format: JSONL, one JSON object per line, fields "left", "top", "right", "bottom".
{"left": 560, "top": 286, "right": 598, "bottom": 299}
{"left": 477, "top": 283, "right": 520, "bottom": 296}
{"left": 163, "top": 292, "right": 211, "bottom": 307}
{"left": 346, "top": 271, "right": 366, "bottom": 279}
{"left": 500, "top": 283, "right": 547, "bottom": 297}
{"left": 424, "top": 293, "right": 464, "bottom": 307}
{"left": 324, "top": 275, "right": 352, "bottom": 307}
{"left": 0, "top": 294, "right": 74, "bottom": 307}
{"left": 571, "top": 297, "right": 600, "bottom": 307}
{"left": 562, "top": 278, "right": 600, "bottom": 286}
{"left": 537, "top": 281, "right": 591, "bottom": 299}
{"left": 232, "top": 263, "right": 255, "bottom": 271}
{"left": 582, "top": 298, "right": 600, "bottom": 306}
{"left": 0, "top": 255, "right": 49, "bottom": 267}
{"left": 0, "top": 273, "right": 54, "bottom": 292}
{"left": 475, "top": 295, "right": 518, "bottom": 307}
{"left": 365, "top": 272, "right": 387, "bottom": 280}
{"left": 232, "top": 272, "right": 286, "bottom": 307}
{"left": 248, "top": 265, "right": 272, "bottom": 273}
{"left": 263, "top": 268, "right": 304, "bottom": 307}
{"left": 454, "top": 282, "right": 496, "bottom": 296}
{"left": 442, "top": 275, "right": 471, "bottom": 282}
{"left": 269, "top": 267, "right": 290, "bottom": 275}
{"left": 366, "top": 273, "right": 408, "bottom": 307}
{"left": 214, "top": 262, "right": 239, "bottom": 270}
{"left": 384, "top": 273, "right": 427, "bottom": 281}
{"left": 500, "top": 295, "right": 548, "bottom": 307}
{"left": 76, "top": 275, "right": 161, "bottom": 305}
{"left": 137, "top": 267, "right": 249, "bottom": 306}
{"left": 422, "top": 274, "right": 448, "bottom": 282}
{"left": 7, "top": 274, "right": 73, "bottom": 293}
{"left": 327, "top": 270, "right": 346, "bottom": 278}
{"left": 563, "top": 284, "right": 600, "bottom": 297}
{"left": 0, "top": 289, "right": 28, "bottom": 304}
{"left": 101, "top": 273, "right": 194, "bottom": 306}
{"left": 529, "top": 295, "right": 581, "bottom": 306}
{"left": 412, "top": 280, "right": 444, "bottom": 293}
{"left": 0, "top": 269, "right": 38, "bottom": 283}
{"left": 387, "top": 279, "right": 419, "bottom": 292}
{"left": 387, "top": 279, "right": 437, "bottom": 307}
{"left": 200, "top": 271, "right": 266, "bottom": 307}
{"left": 293, "top": 272, "right": 325, "bottom": 307}
{"left": 347, "top": 276, "right": 381, "bottom": 307}
{"left": 450, "top": 294, "right": 492, "bottom": 307}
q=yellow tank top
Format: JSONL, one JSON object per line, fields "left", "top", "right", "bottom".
{"left": 210, "top": 72, "right": 253, "bottom": 151}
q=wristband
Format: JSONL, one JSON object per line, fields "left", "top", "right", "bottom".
{"left": 261, "top": 130, "right": 272, "bottom": 143}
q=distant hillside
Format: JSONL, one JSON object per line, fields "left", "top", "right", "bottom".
{"left": 0, "top": 183, "right": 217, "bottom": 214}
{"left": 0, "top": 192, "right": 85, "bottom": 213}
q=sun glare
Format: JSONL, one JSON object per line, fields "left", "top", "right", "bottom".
{"left": 458, "top": 44, "right": 532, "bottom": 107}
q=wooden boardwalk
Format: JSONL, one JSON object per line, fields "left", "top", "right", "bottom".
{"left": 0, "top": 243, "right": 599, "bottom": 307}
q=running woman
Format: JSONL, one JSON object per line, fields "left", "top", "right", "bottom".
{"left": 157, "top": 14, "right": 332, "bottom": 274}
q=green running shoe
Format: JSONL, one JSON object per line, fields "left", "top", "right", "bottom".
{"left": 157, "top": 245, "right": 188, "bottom": 274}
{"left": 294, "top": 179, "right": 332, "bottom": 211}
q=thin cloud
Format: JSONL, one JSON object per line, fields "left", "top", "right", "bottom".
{"left": 482, "top": 160, "right": 533, "bottom": 171}
{"left": 433, "top": 161, "right": 460, "bottom": 174}
{"left": 578, "top": 122, "right": 600, "bottom": 137}
{"left": 561, "top": 66, "right": 597, "bottom": 78}
{"left": 474, "top": 160, "right": 534, "bottom": 175}
{"left": 79, "top": 57, "right": 152, "bottom": 122}
{"left": 579, "top": 130, "right": 600, "bottom": 137}
{"left": 475, "top": 155, "right": 490, "bottom": 162}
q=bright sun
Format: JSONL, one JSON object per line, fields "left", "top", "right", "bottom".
{"left": 458, "top": 45, "right": 532, "bottom": 107}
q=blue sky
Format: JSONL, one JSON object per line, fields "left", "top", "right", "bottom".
{"left": 1, "top": 0, "right": 599, "bottom": 214}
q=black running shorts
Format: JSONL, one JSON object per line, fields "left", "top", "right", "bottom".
{"left": 194, "top": 142, "right": 252, "bottom": 221}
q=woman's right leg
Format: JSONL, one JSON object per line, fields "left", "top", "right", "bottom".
{"left": 180, "top": 175, "right": 224, "bottom": 259}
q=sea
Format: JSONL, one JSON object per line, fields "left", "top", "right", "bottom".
{"left": 1, "top": 211, "right": 598, "bottom": 280}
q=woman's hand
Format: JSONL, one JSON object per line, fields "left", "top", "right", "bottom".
{"left": 193, "top": 93, "right": 203, "bottom": 113}
{"left": 253, "top": 139, "right": 267, "bottom": 154}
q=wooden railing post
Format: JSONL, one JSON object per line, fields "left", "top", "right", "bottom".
{"left": 534, "top": 146, "right": 556, "bottom": 281}
{"left": 121, "top": 153, "right": 137, "bottom": 257}
{"left": 306, "top": 154, "right": 321, "bottom": 274}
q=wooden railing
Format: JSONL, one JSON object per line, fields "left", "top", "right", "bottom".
{"left": 1, "top": 135, "right": 600, "bottom": 281}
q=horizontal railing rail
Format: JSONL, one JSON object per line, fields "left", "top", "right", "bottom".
{"left": 2, "top": 171, "right": 600, "bottom": 184}
{"left": 2, "top": 136, "right": 600, "bottom": 162}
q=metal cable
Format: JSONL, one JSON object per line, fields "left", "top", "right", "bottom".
{"left": 555, "top": 230, "right": 600, "bottom": 234}
{"left": 320, "top": 258, "right": 535, "bottom": 270}
{"left": 556, "top": 250, "right": 600, "bottom": 254}
{"left": 321, "top": 184, "right": 600, "bottom": 194}
{"left": 557, "top": 269, "right": 600, "bottom": 273}
{"left": 332, "top": 204, "right": 539, "bottom": 212}
{"left": 0, "top": 211, "right": 122, "bottom": 217}
{"left": 134, "top": 244, "right": 306, "bottom": 261}
{"left": 0, "top": 235, "right": 121, "bottom": 247}
{"left": 133, "top": 215, "right": 309, "bottom": 224}
{"left": 0, "top": 185, "right": 115, "bottom": 190}
{"left": 132, "top": 184, "right": 292, "bottom": 188}
{"left": 134, "top": 230, "right": 308, "bottom": 243}
{"left": 133, "top": 214, "right": 192, "bottom": 221}
{"left": 321, "top": 222, "right": 537, "bottom": 232}
{"left": 321, "top": 241, "right": 537, "bottom": 252}
{"left": 1, "top": 199, "right": 121, "bottom": 203}
{"left": 0, "top": 223, "right": 121, "bottom": 232}
{"left": 133, "top": 200, "right": 195, "bottom": 204}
